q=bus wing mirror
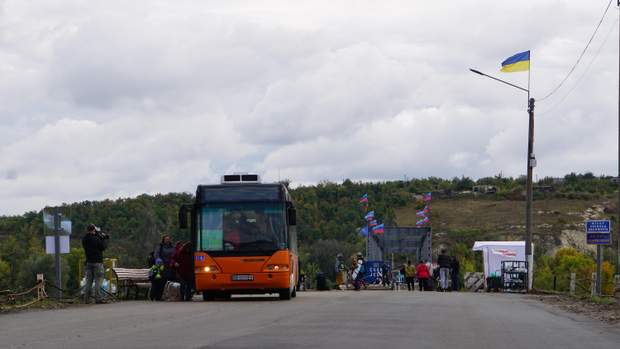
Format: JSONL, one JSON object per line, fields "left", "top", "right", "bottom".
{"left": 287, "top": 207, "right": 297, "bottom": 226}
{"left": 179, "top": 205, "right": 191, "bottom": 229}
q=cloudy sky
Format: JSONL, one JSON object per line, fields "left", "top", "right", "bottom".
{"left": 0, "top": 0, "right": 618, "bottom": 215}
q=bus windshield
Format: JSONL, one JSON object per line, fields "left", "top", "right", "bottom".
{"left": 198, "top": 202, "right": 286, "bottom": 255}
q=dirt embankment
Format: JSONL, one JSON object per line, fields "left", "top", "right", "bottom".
{"left": 532, "top": 294, "right": 620, "bottom": 324}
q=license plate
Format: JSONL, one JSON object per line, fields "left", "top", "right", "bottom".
{"left": 232, "top": 274, "right": 254, "bottom": 281}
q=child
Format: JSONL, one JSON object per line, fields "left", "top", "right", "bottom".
{"left": 149, "top": 258, "right": 165, "bottom": 301}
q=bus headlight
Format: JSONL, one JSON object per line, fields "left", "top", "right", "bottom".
{"left": 197, "top": 265, "right": 219, "bottom": 273}
{"left": 265, "top": 264, "right": 289, "bottom": 272}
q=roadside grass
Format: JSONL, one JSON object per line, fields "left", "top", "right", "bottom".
{"left": 587, "top": 295, "right": 617, "bottom": 305}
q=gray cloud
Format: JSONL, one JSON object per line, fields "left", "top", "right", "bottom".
{"left": 0, "top": 0, "right": 617, "bottom": 215}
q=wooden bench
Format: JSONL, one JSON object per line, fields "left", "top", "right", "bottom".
{"left": 112, "top": 268, "right": 151, "bottom": 299}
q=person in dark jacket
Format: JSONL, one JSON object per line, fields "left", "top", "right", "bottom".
{"left": 154, "top": 234, "right": 176, "bottom": 282}
{"left": 451, "top": 256, "right": 461, "bottom": 291}
{"left": 437, "top": 249, "right": 452, "bottom": 291}
{"left": 82, "top": 224, "right": 109, "bottom": 304}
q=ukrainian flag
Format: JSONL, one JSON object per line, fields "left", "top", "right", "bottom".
{"left": 501, "top": 50, "right": 530, "bottom": 72}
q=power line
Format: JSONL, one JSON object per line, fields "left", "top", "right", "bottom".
{"left": 538, "top": 0, "right": 614, "bottom": 101}
{"left": 539, "top": 14, "right": 618, "bottom": 116}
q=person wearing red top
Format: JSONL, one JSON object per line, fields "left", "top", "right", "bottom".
{"left": 416, "top": 260, "right": 430, "bottom": 291}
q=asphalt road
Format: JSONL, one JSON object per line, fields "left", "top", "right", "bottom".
{"left": 1, "top": 291, "right": 619, "bottom": 349}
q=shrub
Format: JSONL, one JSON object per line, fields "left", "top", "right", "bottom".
{"left": 534, "top": 248, "right": 595, "bottom": 294}
{"left": 534, "top": 255, "right": 554, "bottom": 290}
{"left": 0, "top": 259, "right": 11, "bottom": 291}
{"left": 601, "top": 261, "right": 616, "bottom": 296}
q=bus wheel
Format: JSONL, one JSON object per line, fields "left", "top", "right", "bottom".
{"left": 278, "top": 288, "right": 292, "bottom": 300}
{"left": 202, "top": 292, "right": 211, "bottom": 301}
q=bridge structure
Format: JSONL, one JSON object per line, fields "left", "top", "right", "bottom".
{"left": 368, "top": 226, "right": 432, "bottom": 264}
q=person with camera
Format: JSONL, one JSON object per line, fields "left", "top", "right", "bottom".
{"left": 82, "top": 224, "right": 109, "bottom": 304}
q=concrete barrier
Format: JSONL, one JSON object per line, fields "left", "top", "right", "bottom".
{"left": 464, "top": 272, "right": 484, "bottom": 292}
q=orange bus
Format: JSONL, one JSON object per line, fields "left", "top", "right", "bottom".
{"left": 179, "top": 174, "right": 298, "bottom": 300}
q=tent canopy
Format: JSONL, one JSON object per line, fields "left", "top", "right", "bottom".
{"left": 472, "top": 241, "right": 527, "bottom": 278}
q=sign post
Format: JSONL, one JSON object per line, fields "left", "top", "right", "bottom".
{"left": 43, "top": 207, "right": 71, "bottom": 299}
{"left": 54, "top": 208, "right": 61, "bottom": 299}
{"left": 586, "top": 220, "right": 612, "bottom": 296}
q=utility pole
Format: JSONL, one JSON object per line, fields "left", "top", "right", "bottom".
{"left": 617, "top": 0, "right": 620, "bottom": 278}
{"left": 53, "top": 208, "right": 62, "bottom": 299}
{"left": 469, "top": 67, "right": 534, "bottom": 290}
{"left": 526, "top": 97, "right": 536, "bottom": 291}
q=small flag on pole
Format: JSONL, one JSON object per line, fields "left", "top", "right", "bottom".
{"left": 369, "top": 219, "right": 378, "bottom": 227}
{"left": 416, "top": 210, "right": 426, "bottom": 217}
{"left": 500, "top": 50, "right": 530, "bottom": 73}
{"left": 423, "top": 192, "right": 432, "bottom": 202}
{"left": 372, "top": 224, "right": 384, "bottom": 234}
{"left": 359, "top": 226, "right": 369, "bottom": 237}
{"left": 364, "top": 211, "right": 375, "bottom": 221}
{"left": 359, "top": 193, "right": 368, "bottom": 204}
{"left": 416, "top": 216, "right": 430, "bottom": 226}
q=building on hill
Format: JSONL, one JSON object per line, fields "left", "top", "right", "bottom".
{"left": 534, "top": 185, "right": 555, "bottom": 193}
{"left": 552, "top": 178, "right": 566, "bottom": 185}
{"left": 472, "top": 185, "right": 497, "bottom": 195}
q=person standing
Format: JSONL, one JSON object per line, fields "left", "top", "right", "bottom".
{"left": 352, "top": 253, "right": 366, "bottom": 291}
{"left": 437, "top": 249, "right": 452, "bottom": 291}
{"left": 149, "top": 258, "right": 165, "bottom": 301}
{"left": 154, "top": 234, "right": 176, "bottom": 283}
{"left": 451, "top": 256, "right": 461, "bottom": 291}
{"left": 82, "top": 224, "right": 109, "bottom": 304}
{"left": 334, "top": 253, "right": 347, "bottom": 290}
{"left": 404, "top": 260, "right": 416, "bottom": 291}
{"left": 381, "top": 263, "right": 390, "bottom": 287}
{"left": 172, "top": 242, "right": 194, "bottom": 301}
{"left": 416, "top": 260, "right": 430, "bottom": 291}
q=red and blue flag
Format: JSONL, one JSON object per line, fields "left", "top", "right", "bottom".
{"left": 372, "top": 224, "right": 384, "bottom": 234}
{"left": 416, "top": 217, "right": 430, "bottom": 226}
{"left": 359, "top": 193, "right": 368, "bottom": 204}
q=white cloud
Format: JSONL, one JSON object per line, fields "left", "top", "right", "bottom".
{"left": 0, "top": 0, "right": 618, "bottom": 215}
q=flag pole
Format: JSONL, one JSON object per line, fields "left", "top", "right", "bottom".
{"left": 362, "top": 195, "right": 369, "bottom": 260}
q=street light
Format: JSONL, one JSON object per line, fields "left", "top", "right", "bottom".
{"left": 470, "top": 68, "right": 535, "bottom": 291}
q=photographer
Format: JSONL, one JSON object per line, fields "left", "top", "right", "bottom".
{"left": 82, "top": 224, "right": 109, "bottom": 304}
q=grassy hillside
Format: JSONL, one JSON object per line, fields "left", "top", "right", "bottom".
{"left": 395, "top": 195, "right": 616, "bottom": 255}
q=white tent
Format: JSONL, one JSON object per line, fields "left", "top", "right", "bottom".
{"left": 472, "top": 241, "right": 527, "bottom": 279}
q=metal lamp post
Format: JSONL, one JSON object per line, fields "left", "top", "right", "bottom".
{"left": 470, "top": 68, "right": 535, "bottom": 291}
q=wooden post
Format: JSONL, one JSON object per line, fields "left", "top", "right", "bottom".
{"left": 569, "top": 273, "right": 576, "bottom": 296}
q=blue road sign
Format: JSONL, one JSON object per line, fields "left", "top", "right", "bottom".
{"left": 586, "top": 220, "right": 611, "bottom": 245}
